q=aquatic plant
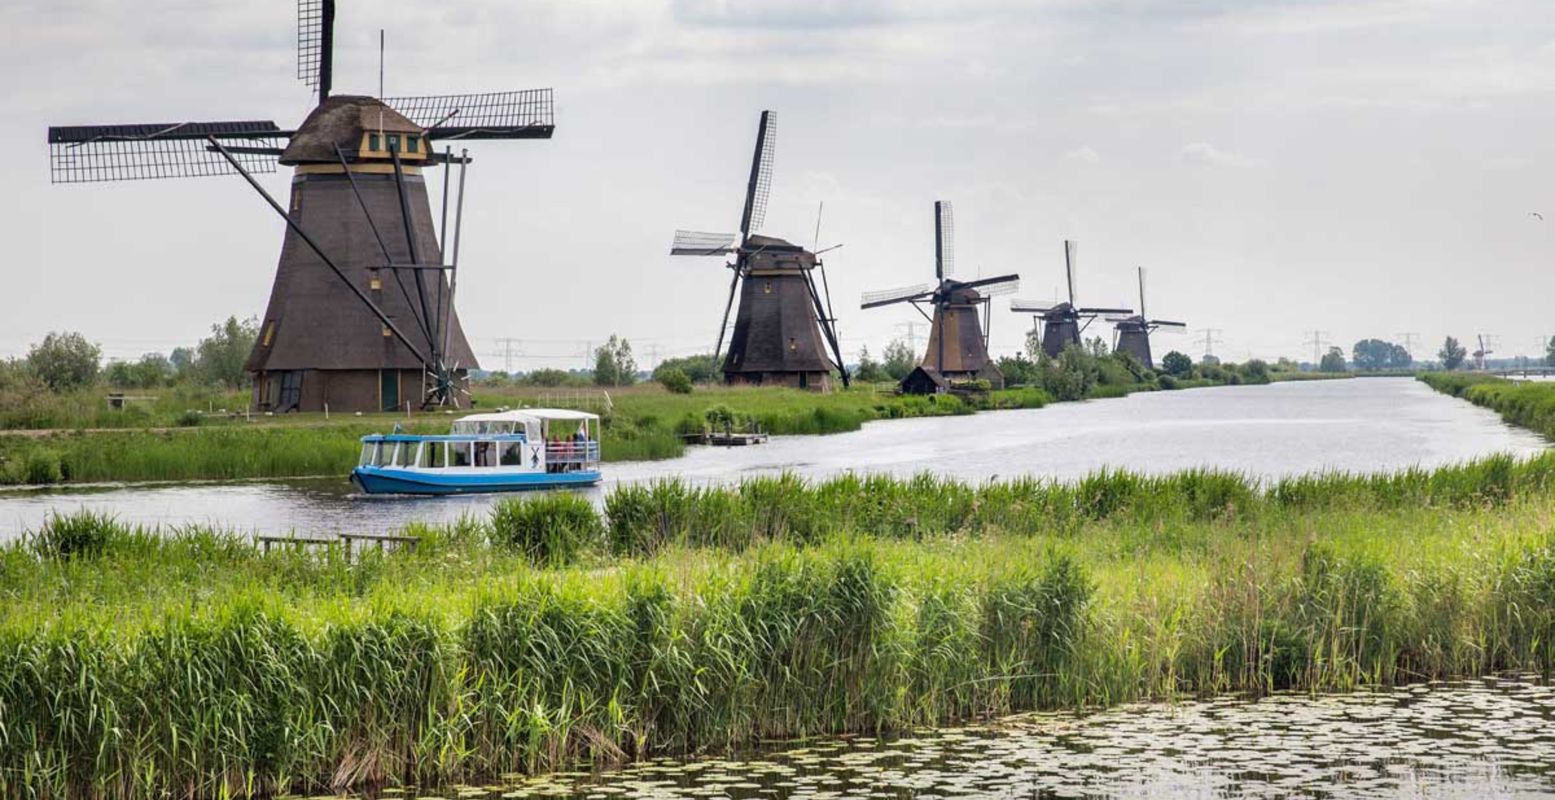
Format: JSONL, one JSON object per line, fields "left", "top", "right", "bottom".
{"left": 8, "top": 459, "right": 1555, "bottom": 796}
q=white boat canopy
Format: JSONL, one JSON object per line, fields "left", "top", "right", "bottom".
{"left": 450, "top": 409, "right": 600, "bottom": 438}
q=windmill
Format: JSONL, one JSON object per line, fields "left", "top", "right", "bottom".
{"left": 860, "top": 202, "right": 1019, "bottom": 393}
{"left": 1010, "top": 241, "right": 1132, "bottom": 358}
{"left": 46, "top": 0, "right": 555, "bottom": 413}
{"left": 670, "top": 111, "right": 848, "bottom": 390}
{"left": 1474, "top": 334, "right": 1496, "bottom": 370}
{"left": 1107, "top": 267, "right": 1186, "bottom": 369}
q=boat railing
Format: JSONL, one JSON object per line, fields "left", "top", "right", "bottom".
{"left": 545, "top": 440, "right": 602, "bottom": 464}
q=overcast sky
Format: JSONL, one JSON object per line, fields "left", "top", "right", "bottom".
{"left": 4, "top": 0, "right": 1554, "bottom": 369}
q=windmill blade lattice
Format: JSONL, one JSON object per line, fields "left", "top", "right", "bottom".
{"left": 973, "top": 277, "right": 1021, "bottom": 298}
{"left": 861, "top": 283, "right": 934, "bottom": 309}
{"left": 670, "top": 230, "right": 739, "bottom": 256}
{"left": 47, "top": 121, "right": 286, "bottom": 183}
{"left": 1010, "top": 299, "right": 1058, "bottom": 313}
{"left": 384, "top": 90, "right": 555, "bottom": 140}
{"left": 297, "top": 0, "right": 326, "bottom": 91}
{"left": 740, "top": 111, "right": 777, "bottom": 238}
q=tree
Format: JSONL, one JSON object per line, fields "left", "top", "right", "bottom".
{"left": 1024, "top": 324, "right": 1043, "bottom": 361}
{"left": 1160, "top": 350, "right": 1194, "bottom": 378}
{"left": 193, "top": 316, "right": 259, "bottom": 389}
{"left": 593, "top": 335, "right": 637, "bottom": 387}
{"left": 657, "top": 367, "right": 693, "bottom": 394}
{"left": 854, "top": 346, "right": 889, "bottom": 383}
{"left": 1389, "top": 344, "right": 1413, "bottom": 369}
{"left": 652, "top": 354, "right": 719, "bottom": 384}
{"left": 1351, "top": 338, "right": 1396, "bottom": 371}
{"left": 997, "top": 354, "right": 1038, "bottom": 386}
{"left": 27, "top": 331, "right": 101, "bottom": 391}
{"left": 1440, "top": 336, "right": 1467, "bottom": 371}
{"left": 1241, "top": 359, "right": 1271, "bottom": 382}
{"left": 1319, "top": 346, "right": 1347, "bottom": 372}
{"left": 882, "top": 339, "right": 916, "bottom": 381}
{"left": 1546, "top": 336, "right": 1555, "bottom": 368}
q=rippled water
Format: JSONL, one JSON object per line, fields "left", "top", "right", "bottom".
{"left": 378, "top": 677, "right": 1555, "bottom": 800}
{"left": 0, "top": 378, "right": 1545, "bottom": 539}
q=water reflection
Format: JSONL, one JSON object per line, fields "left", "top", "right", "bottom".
{"left": 1, "top": 379, "right": 1546, "bottom": 539}
{"left": 385, "top": 677, "right": 1555, "bottom": 799}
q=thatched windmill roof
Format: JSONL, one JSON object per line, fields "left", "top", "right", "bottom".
{"left": 281, "top": 95, "right": 423, "bottom": 165}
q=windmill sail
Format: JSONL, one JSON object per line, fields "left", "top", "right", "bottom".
{"left": 861, "top": 283, "right": 933, "bottom": 309}
{"left": 297, "top": 0, "right": 334, "bottom": 99}
{"left": 739, "top": 111, "right": 776, "bottom": 240}
{"left": 934, "top": 200, "right": 954, "bottom": 279}
{"left": 384, "top": 90, "right": 556, "bottom": 140}
{"left": 47, "top": 121, "right": 286, "bottom": 183}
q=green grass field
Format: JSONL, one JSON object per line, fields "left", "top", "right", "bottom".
{"left": 5, "top": 458, "right": 1555, "bottom": 797}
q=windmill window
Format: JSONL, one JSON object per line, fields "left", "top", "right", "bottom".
{"left": 407, "top": 134, "right": 420, "bottom": 153}
{"left": 369, "top": 275, "right": 382, "bottom": 291}
{"left": 386, "top": 134, "right": 401, "bottom": 152}
{"left": 382, "top": 326, "right": 393, "bottom": 338}
{"left": 369, "top": 133, "right": 381, "bottom": 151}
{"left": 788, "top": 338, "right": 798, "bottom": 352}
{"left": 763, "top": 281, "right": 773, "bottom": 294}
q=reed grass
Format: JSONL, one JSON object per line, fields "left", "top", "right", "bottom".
{"left": 2, "top": 456, "right": 1555, "bottom": 796}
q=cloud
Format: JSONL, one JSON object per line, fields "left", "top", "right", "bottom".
{"left": 1179, "top": 142, "right": 1261, "bottom": 168}
{"left": 1064, "top": 145, "right": 1102, "bottom": 164}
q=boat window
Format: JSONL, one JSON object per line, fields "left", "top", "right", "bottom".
{"left": 474, "top": 441, "right": 498, "bottom": 468}
{"left": 500, "top": 441, "right": 524, "bottom": 466}
{"left": 451, "top": 441, "right": 472, "bottom": 468}
{"left": 374, "top": 443, "right": 395, "bottom": 467}
{"left": 419, "top": 441, "right": 446, "bottom": 469}
{"left": 359, "top": 443, "right": 377, "bottom": 466}
{"left": 395, "top": 442, "right": 419, "bottom": 467}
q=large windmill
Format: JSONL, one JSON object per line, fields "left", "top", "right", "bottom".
{"left": 860, "top": 202, "right": 1019, "bottom": 392}
{"left": 1010, "top": 241, "right": 1132, "bottom": 359}
{"left": 670, "top": 111, "right": 848, "bottom": 390}
{"left": 1108, "top": 267, "right": 1186, "bottom": 369}
{"left": 46, "top": 0, "right": 555, "bottom": 412}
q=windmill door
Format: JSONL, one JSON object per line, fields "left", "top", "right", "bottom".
{"left": 380, "top": 370, "right": 400, "bottom": 412}
{"left": 277, "top": 371, "right": 302, "bottom": 413}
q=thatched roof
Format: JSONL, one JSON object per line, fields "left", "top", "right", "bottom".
{"left": 281, "top": 95, "right": 423, "bottom": 165}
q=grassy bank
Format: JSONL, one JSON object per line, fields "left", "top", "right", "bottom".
{"left": 5, "top": 458, "right": 1555, "bottom": 797}
{"left": 0, "top": 386, "right": 1051, "bottom": 486}
{"left": 1419, "top": 372, "right": 1555, "bottom": 440}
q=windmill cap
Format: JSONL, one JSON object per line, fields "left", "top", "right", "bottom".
{"left": 744, "top": 234, "right": 805, "bottom": 251}
{"left": 281, "top": 95, "right": 423, "bottom": 165}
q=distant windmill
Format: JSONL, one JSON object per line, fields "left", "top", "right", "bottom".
{"left": 670, "top": 111, "right": 848, "bottom": 390}
{"left": 860, "top": 202, "right": 1019, "bottom": 392}
{"left": 1474, "top": 334, "right": 1495, "bottom": 370}
{"left": 1107, "top": 267, "right": 1186, "bottom": 369}
{"left": 1010, "top": 241, "right": 1132, "bottom": 358}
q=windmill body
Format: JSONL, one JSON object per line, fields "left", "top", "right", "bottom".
{"left": 247, "top": 96, "right": 478, "bottom": 411}
{"left": 1011, "top": 241, "right": 1131, "bottom": 360}
{"left": 1109, "top": 267, "right": 1186, "bottom": 369}
{"left": 861, "top": 202, "right": 1018, "bottom": 394}
{"left": 46, "top": 0, "right": 555, "bottom": 412}
{"left": 671, "top": 111, "right": 849, "bottom": 390}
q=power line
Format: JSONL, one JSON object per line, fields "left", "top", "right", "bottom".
{"left": 1303, "top": 330, "right": 1330, "bottom": 365}
{"left": 1197, "top": 328, "right": 1224, "bottom": 360}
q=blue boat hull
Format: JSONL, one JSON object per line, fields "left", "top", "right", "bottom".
{"left": 351, "top": 467, "right": 602, "bottom": 496}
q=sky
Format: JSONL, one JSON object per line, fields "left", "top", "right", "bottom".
{"left": 3, "top": 0, "right": 1554, "bottom": 370}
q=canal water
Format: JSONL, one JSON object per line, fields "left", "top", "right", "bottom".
{"left": 390, "top": 677, "right": 1555, "bottom": 799}
{"left": 0, "top": 378, "right": 1545, "bottom": 539}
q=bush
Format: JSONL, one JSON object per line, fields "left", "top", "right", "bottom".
{"left": 1160, "top": 351, "right": 1194, "bottom": 378}
{"left": 25, "top": 450, "right": 64, "bottom": 484}
{"left": 29, "top": 510, "right": 126, "bottom": 560}
{"left": 489, "top": 493, "right": 602, "bottom": 565}
{"left": 658, "top": 367, "right": 693, "bottom": 395}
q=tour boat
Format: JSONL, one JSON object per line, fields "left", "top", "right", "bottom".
{"left": 351, "top": 409, "right": 602, "bottom": 495}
